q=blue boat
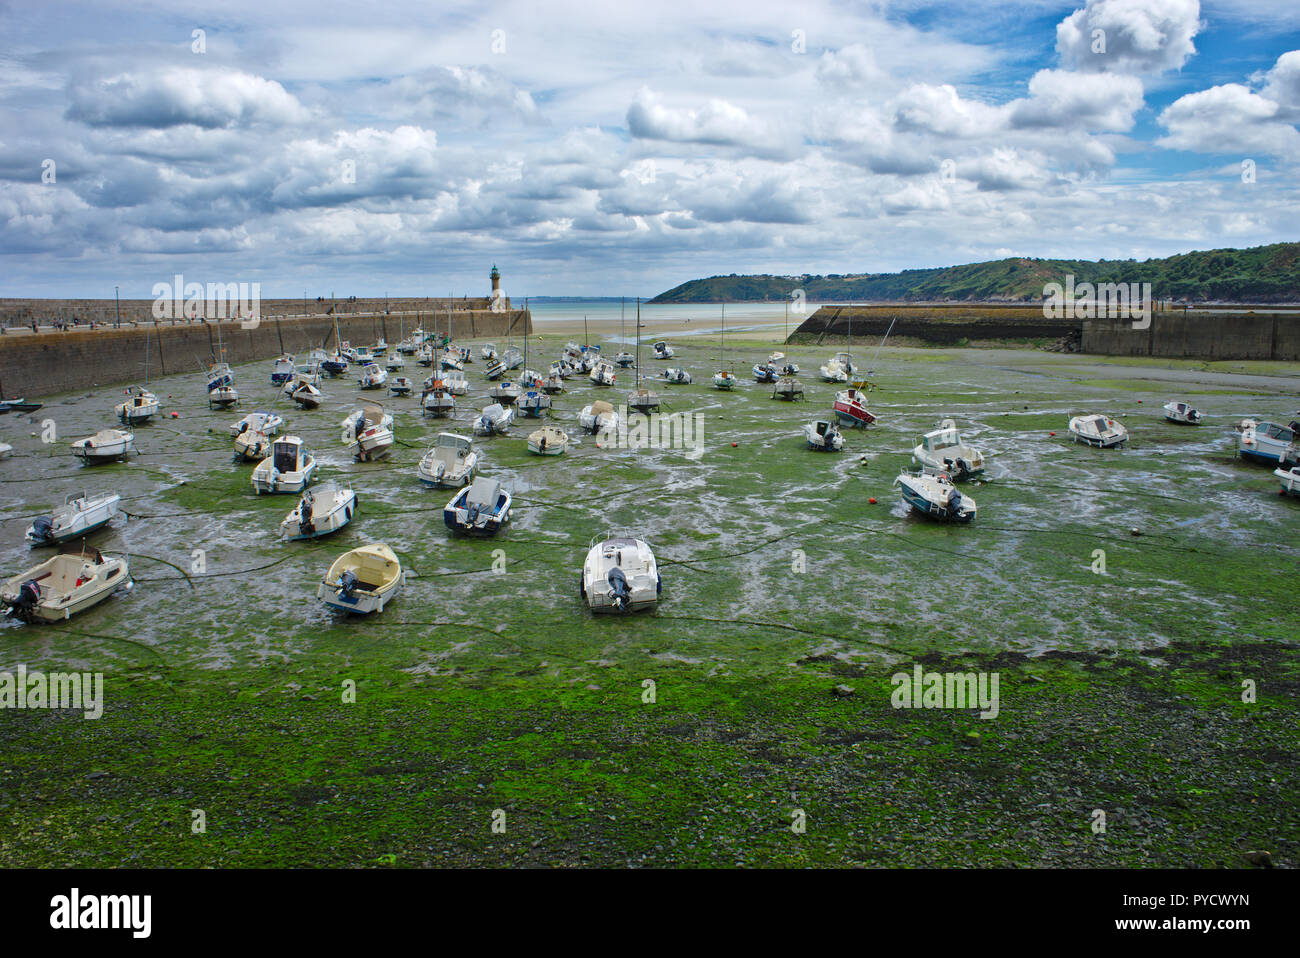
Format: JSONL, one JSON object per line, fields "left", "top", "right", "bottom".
{"left": 1238, "top": 420, "right": 1298, "bottom": 465}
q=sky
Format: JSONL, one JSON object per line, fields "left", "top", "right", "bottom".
{"left": 1, "top": 0, "right": 1298, "bottom": 299}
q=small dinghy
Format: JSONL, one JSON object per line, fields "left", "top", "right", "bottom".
{"left": 474, "top": 402, "right": 514, "bottom": 436}
{"left": 778, "top": 360, "right": 800, "bottom": 376}
{"left": 388, "top": 376, "right": 414, "bottom": 397}
{"left": 652, "top": 341, "right": 674, "bottom": 360}
{"left": 443, "top": 476, "right": 511, "bottom": 536}
{"left": 231, "top": 411, "right": 284, "bottom": 438}
{"left": 115, "top": 386, "right": 159, "bottom": 424}
{"left": 0, "top": 398, "right": 42, "bottom": 414}
{"left": 773, "top": 377, "right": 804, "bottom": 401}
{"left": 752, "top": 363, "right": 778, "bottom": 383}
{"left": 660, "top": 367, "right": 692, "bottom": 385}
{"left": 480, "top": 343, "right": 499, "bottom": 361}
{"left": 713, "top": 369, "right": 737, "bottom": 390}
{"left": 71, "top": 428, "right": 134, "bottom": 464}
{"left": 2, "top": 545, "right": 132, "bottom": 623}
{"left": 357, "top": 362, "right": 388, "bottom": 390}
{"left": 615, "top": 351, "right": 636, "bottom": 368}
{"left": 581, "top": 536, "right": 661, "bottom": 614}
{"left": 543, "top": 366, "right": 566, "bottom": 393}
{"left": 1163, "top": 401, "right": 1202, "bottom": 425}
{"left": 804, "top": 420, "right": 843, "bottom": 451}
{"left": 518, "top": 388, "right": 552, "bottom": 418}
{"left": 1069, "top": 414, "right": 1128, "bottom": 449}
{"left": 280, "top": 480, "right": 356, "bottom": 540}
{"left": 528, "top": 425, "right": 568, "bottom": 456}
{"left": 270, "top": 354, "right": 296, "bottom": 385}
{"left": 894, "top": 470, "right": 977, "bottom": 523}
{"left": 26, "top": 492, "right": 121, "bottom": 545}
{"left": 251, "top": 435, "right": 317, "bottom": 494}
{"left": 445, "top": 370, "right": 470, "bottom": 395}
{"left": 1237, "top": 419, "right": 1298, "bottom": 465}
{"left": 208, "top": 385, "right": 239, "bottom": 409}
{"left": 912, "top": 419, "right": 985, "bottom": 480}
{"left": 489, "top": 380, "right": 522, "bottom": 405}
{"left": 579, "top": 399, "right": 618, "bottom": 434}
{"left": 834, "top": 386, "right": 876, "bottom": 428}
{"left": 1275, "top": 464, "right": 1300, "bottom": 497}
{"left": 284, "top": 378, "right": 323, "bottom": 409}
{"left": 421, "top": 379, "right": 456, "bottom": 418}
{"left": 342, "top": 404, "right": 395, "bottom": 460}
{"left": 417, "top": 432, "right": 478, "bottom": 488}
{"left": 318, "top": 543, "right": 404, "bottom": 614}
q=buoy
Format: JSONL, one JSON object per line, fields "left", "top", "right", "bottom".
{"left": 731, "top": 442, "right": 737, "bottom": 447}
{"left": 170, "top": 411, "right": 179, "bottom": 418}
{"left": 1130, "top": 527, "right": 1141, "bottom": 536}
{"left": 1049, "top": 431, "right": 1056, "bottom": 436}
{"left": 868, "top": 497, "right": 877, "bottom": 504}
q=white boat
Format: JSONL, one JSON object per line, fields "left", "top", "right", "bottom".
{"left": 773, "top": 377, "right": 804, "bottom": 401}
{"left": 753, "top": 362, "right": 778, "bottom": 383}
{"left": 1275, "top": 464, "right": 1300, "bottom": 497}
{"left": 233, "top": 429, "right": 273, "bottom": 461}
{"left": 291, "top": 364, "right": 322, "bottom": 385}
{"left": 912, "top": 419, "right": 985, "bottom": 480}
{"left": 820, "top": 351, "right": 856, "bottom": 383}
{"left": 474, "top": 402, "right": 514, "bottom": 436}
{"left": 417, "top": 433, "right": 478, "bottom": 488}
{"left": 713, "top": 370, "right": 737, "bottom": 390}
{"left": 357, "top": 362, "right": 388, "bottom": 389}
{"left": 280, "top": 481, "right": 357, "bottom": 540}
{"left": 894, "top": 470, "right": 977, "bottom": 523}
{"left": 230, "top": 411, "right": 284, "bottom": 438}
{"left": 284, "top": 378, "right": 323, "bottom": 409}
{"left": 804, "top": 420, "right": 843, "bottom": 451}
{"left": 385, "top": 352, "right": 405, "bottom": 372}
{"left": 777, "top": 360, "right": 800, "bottom": 376}
{"left": 502, "top": 346, "right": 524, "bottom": 371}
{"left": 71, "top": 428, "right": 134, "bottom": 463}
{"left": 564, "top": 341, "right": 583, "bottom": 360}
{"left": 590, "top": 360, "right": 618, "bottom": 386}
{"left": 833, "top": 386, "right": 876, "bottom": 428}
{"left": 480, "top": 343, "right": 499, "bottom": 361}
{"left": 207, "top": 361, "right": 233, "bottom": 392}
{"left": 579, "top": 399, "right": 618, "bottom": 434}
{"left": 388, "top": 376, "right": 414, "bottom": 397}
{"left": 270, "top": 354, "right": 295, "bottom": 385}
{"left": 518, "top": 388, "right": 552, "bottom": 418}
{"left": 489, "top": 380, "right": 522, "bottom": 405}
{"left": 543, "top": 369, "right": 565, "bottom": 394}
{"left": 652, "top": 341, "right": 674, "bottom": 359}
{"left": 660, "top": 367, "right": 692, "bottom": 385}
{"left": 769, "top": 351, "right": 785, "bottom": 364}
{"left": 445, "top": 371, "right": 470, "bottom": 395}
{"left": 416, "top": 344, "right": 434, "bottom": 367}
{"left": 1163, "top": 401, "right": 1202, "bottom": 424}
{"left": 485, "top": 357, "right": 507, "bottom": 380}
{"left": 1, "top": 546, "right": 132, "bottom": 623}
{"left": 1237, "top": 420, "right": 1297, "bottom": 465}
{"left": 208, "top": 385, "right": 239, "bottom": 409}
{"left": 615, "top": 351, "right": 636, "bottom": 368}
{"left": 115, "top": 386, "right": 159, "bottom": 424}
{"left": 439, "top": 350, "right": 464, "bottom": 372}
{"left": 26, "top": 492, "right": 121, "bottom": 545}
{"left": 421, "top": 379, "right": 456, "bottom": 418}
{"left": 1069, "top": 415, "right": 1128, "bottom": 449}
{"left": 443, "top": 476, "right": 511, "bottom": 536}
{"left": 581, "top": 536, "right": 661, "bottom": 614}
{"left": 0, "top": 442, "right": 11, "bottom": 459}
{"left": 318, "top": 543, "right": 404, "bottom": 614}
{"left": 527, "top": 425, "right": 568, "bottom": 455}
{"left": 341, "top": 404, "right": 395, "bottom": 460}
{"left": 251, "top": 435, "right": 317, "bottom": 493}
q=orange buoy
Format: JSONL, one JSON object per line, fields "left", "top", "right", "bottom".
{"left": 868, "top": 497, "right": 877, "bottom": 504}
{"left": 731, "top": 442, "right": 737, "bottom": 447}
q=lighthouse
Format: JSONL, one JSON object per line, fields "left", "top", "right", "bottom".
{"left": 490, "top": 264, "right": 500, "bottom": 297}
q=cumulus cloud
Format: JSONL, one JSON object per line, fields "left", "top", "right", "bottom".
{"left": 1157, "top": 82, "right": 1300, "bottom": 155}
{"left": 67, "top": 67, "right": 311, "bottom": 129}
{"left": 1056, "top": 0, "right": 1202, "bottom": 74}
{"left": 626, "top": 88, "right": 787, "bottom": 154}
{"left": 1260, "top": 49, "right": 1300, "bottom": 117}
{"left": 1009, "top": 70, "right": 1144, "bottom": 131}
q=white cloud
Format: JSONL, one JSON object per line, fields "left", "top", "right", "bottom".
{"left": 67, "top": 67, "right": 311, "bottom": 129}
{"left": 1009, "top": 70, "right": 1144, "bottom": 131}
{"left": 1157, "top": 83, "right": 1300, "bottom": 155}
{"left": 1056, "top": 0, "right": 1202, "bottom": 74}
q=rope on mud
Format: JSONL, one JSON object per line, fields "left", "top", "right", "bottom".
{"left": 40, "top": 627, "right": 169, "bottom": 664}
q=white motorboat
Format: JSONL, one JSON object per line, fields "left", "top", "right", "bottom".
{"left": 564, "top": 341, "right": 583, "bottom": 360}
{"left": 753, "top": 362, "right": 778, "bottom": 383}
{"left": 485, "top": 357, "right": 507, "bottom": 380}
{"left": 251, "top": 435, "right": 317, "bottom": 493}
{"left": 417, "top": 433, "right": 478, "bottom": 488}
{"left": 71, "top": 428, "right": 134, "bottom": 463}
{"left": 480, "top": 343, "right": 499, "bottom": 362}
{"left": 912, "top": 419, "right": 985, "bottom": 480}
{"left": 1274, "top": 464, "right": 1300, "bottom": 497}
{"left": 271, "top": 353, "right": 296, "bottom": 385}
{"left": 416, "top": 344, "right": 434, "bottom": 367}
{"left": 233, "top": 429, "right": 272, "bottom": 461}
{"left": 1069, "top": 414, "right": 1128, "bottom": 449}
{"left": 773, "top": 377, "right": 804, "bottom": 400}
{"left": 518, "top": 388, "right": 552, "bottom": 418}
{"left": 579, "top": 399, "right": 618, "bottom": 434}
{"left": 819, "top": 360, "right": 848, "bottom": 383}
{"left": 280, "top": 481, "right": 356, "bottom": 539}
{"left": 804, "top": 420, "right": 843, "bottom": 451}
{"left": 291, "top": 364, "right": 322, "bottom": 386}
{"left": 0, "top": 442, "right": 11, "bottom": 459}
{"left": 443, "top": 476, "right": 511, "bottom": 536}
{"left": 439, "top": 350, "right": 464, "bottom": 372}
{"left": 489, "top": 380, "right": 522, "bottom": 405}
{"left": 777, "top": 360, "right": 800, "bottom": 376}
{"left": 652, "top": 341, "right": 674, "bottom": 359}
{"left": 713, "top": 370, "right": 738, "bottom": 390}
{"left": 833, "top": 386, "right": 876, "bottom": 428}
{"left": 2, "top": 546, "right": 132, "bottom": 623}
{"left": 318, "top": 543, "right": 404, "bottom": 614}
{"left": 502, "top": 346, "right": 524, "bottom": 371}
{"left": 385, "top": 352, "right": 405, "bottom": 372}
{"left": 284, "top": 378, "right": 323, "bottom": 409}
{"left": 26, "top": 492, "right": 121, "bottom": 545}
{"left": 208, "top": 385, "right": 239, "bottom": 409}
{"left": 388, "top": 376, "right": 414, "bottom": 397}
{"left": 421, "top": 379, "right": 456, "bottom": 418}
{"left": 341, "top": 404, "right": 395, "bottom": 460}
{"left": 231, "top": 411, "right": 284, "bottom": 438}
{"left": 581, "top": 536, "right": 661, "bottom": 614}
{"left": 894, "top": 470, "right": 977, "bottom": 523}
{"left": 1237, "top": 419, "right": 1298, "bottom": 465}
{"left": 1163, "top": 401, "right": 1202, "bottom": 425}
{"left": 474, "top": 402, "right": 514, "bottom": 436}
{"left": 615, "top": 351, "right": 636, "bottom": 368}
{"left": 445, "top": 370, "right": 470, "bottom": 395}
{"left": 660, "top": 367, "right": 692, "bottom": 385}
{"left": 115, "top": 386, "right": 159, "bottom": 424}
{"left": 591, "top": 360, "right": 618, "bottom": 386}
{"left": 207, "top": 361, "right": 234, "bottom": 392}
{"left": 357, "top": 362, "right": 388, "bottom": 389}
{"left": 527, "top": 425, "right": 568, "bottom": 456}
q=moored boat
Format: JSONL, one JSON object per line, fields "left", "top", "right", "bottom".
{"left": 280, "top": 481, "right": 356, "bottom": 540}
{"left": 443, "top": 476, "right": 511, "bottom": 536}
{"left": 1163, "top": 401, "right": 1202, "bottom": 424}
{"left": 527, "top": 425, "right": 568, "bottom": 455}
{"left": 318, "top": 543, "right": 404, "bottom": 614}
{"left": 912, "top": 419, "right": 985, "bottom": 480}
{"left": 473, "top": 402, "right": 514, "bottom": 436}
{"left": 894, "top": 470, "right": 977, "bottom": 522}
{"left": 115, "top": 386, "right": 159, "bottom": 424}
{"left": 580, "top": 535, "right": 661, "bottom": 614}
{"left": 804, "top": 420, "right": 843, "bottom": 451}
{"left": 71, "top": 428, "right": 134, "bottom": 463}
{"left": 251, "top": 435, "right": 317, "bottom": 493}
{"left": 1069, "top": 414, "right": 1128, "bottom": 449}
{"left": 2, "top": 546, "right": 132, "bottom": 623}
{"left": 341, "top": 404, "right": 395, "bottom": 460}
{"left": 579, "top": 399, "right": 618, "bottom": 434}
{"left": 417, "top": 433, "right": 478, "bottom": 488}
{"left": 833, "top": 385, "right": 876, "bottom": 428}
{"left": 25, "top": 492, "right": 121, "bottom": 545}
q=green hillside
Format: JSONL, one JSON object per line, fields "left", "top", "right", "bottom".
{"left": 649, "top": 242, "right": 1300, "bottom": 304}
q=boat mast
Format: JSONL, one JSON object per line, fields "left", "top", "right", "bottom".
{"left": 635, "top": 299, "right": 641, "bottom": 389}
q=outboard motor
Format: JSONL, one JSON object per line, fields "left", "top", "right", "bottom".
{"left": 607, "top": 567, "right": 631, "bottom": 612}
{"left": 466, "top": 502, "right": 482, "bottom": 525}
{"left": 954, "top": 457, "right": 972, "bottom": 479}
{"left": 31, "top": 516, "right": 54, "bottom": 542}
{"left": 8, "top": 579, "right": 41, "bottom": 620}
{"left": 947, "top": 488, "right": 964, "bottom": 517}
{"left": 338, "top": 570, "right": 359, "bottom": 598}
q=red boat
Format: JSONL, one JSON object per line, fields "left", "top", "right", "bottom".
{"left": 833, "top": 386, "right": 876, "bottom": 427}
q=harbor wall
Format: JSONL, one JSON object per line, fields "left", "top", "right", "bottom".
{"left": 789, "top": 305, "right": 1079, "bottom": 344}
{"left": 1082, "top": 311, "right": 1300, "bottom": 360}
{"left": 0, "top": 309, "right": 532, "bottom": 398}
